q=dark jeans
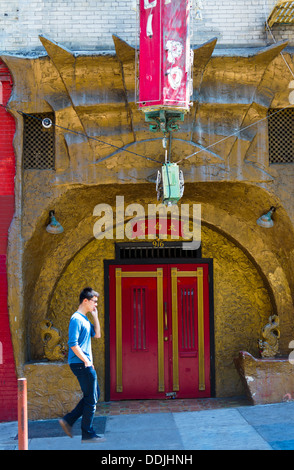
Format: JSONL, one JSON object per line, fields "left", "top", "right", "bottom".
{"left": 63, "top": 363, "right": 100, "bottom": 439}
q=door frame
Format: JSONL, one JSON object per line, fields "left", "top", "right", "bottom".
{"left": 104, "top": 257, "right": 215, "bottom": 401}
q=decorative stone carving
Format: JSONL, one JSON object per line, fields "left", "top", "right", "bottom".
{"left": 40, "top": 320, "right": 66, "bottom": 361}
{"left": 258, "top": 315, "right": 280, "bottom": 358}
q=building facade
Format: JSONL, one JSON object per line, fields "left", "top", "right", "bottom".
{"left": 1, "top": 0, "right": 294, "bottom": 420}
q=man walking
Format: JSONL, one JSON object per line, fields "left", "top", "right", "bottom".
{"left": 59, "top": 287, "right": 106, "bottom": 443}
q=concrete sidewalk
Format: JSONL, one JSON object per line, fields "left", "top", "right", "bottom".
{"left": 1, "top": 401, "right": 294, "bottom": 451}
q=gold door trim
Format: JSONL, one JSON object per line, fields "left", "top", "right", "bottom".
{"left": 171, "top": 268, "right": 205, "bottom": 392}
{"left": 115, "top": 268, "right": 164, "bottom": 393}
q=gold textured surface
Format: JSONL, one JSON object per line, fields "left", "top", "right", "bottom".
{"left": 258, "top": 315, "right": 280, "bottom": 358}
{"left": 171, "top": 268, "right": 180, "bottom": 392}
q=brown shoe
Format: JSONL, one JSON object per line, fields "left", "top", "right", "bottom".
{"left": 59, "top": 418, "right": 73, "bottom": 438}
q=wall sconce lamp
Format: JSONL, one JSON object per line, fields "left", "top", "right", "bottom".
{"left": 256, "top": 206, "right": 276, "bottom": 228}
{"left": 46, "top": 210, "right": 64, "bottom": 234}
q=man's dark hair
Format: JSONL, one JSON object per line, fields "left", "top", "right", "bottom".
{"left": 79, "top": 287, "right": 98, "bottom": 304}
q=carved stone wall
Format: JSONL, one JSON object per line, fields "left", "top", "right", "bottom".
{"left": 3, "top": 36, "right": 292, "bottom": 198}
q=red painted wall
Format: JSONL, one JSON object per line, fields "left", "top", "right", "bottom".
{"left": 0, "top": 60, "right": 18, "bottom": 422}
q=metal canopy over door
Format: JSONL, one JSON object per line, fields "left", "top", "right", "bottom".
{"left": 107, "top": 263, "right": 212, "bottom": 400}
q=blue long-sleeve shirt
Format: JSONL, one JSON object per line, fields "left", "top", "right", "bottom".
{"left": 68, "top": 311, "right": 95, "bottom": 364}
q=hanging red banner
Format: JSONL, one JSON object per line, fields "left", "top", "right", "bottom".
{"left": 139, "top": 0, "right": 192, "bottom": 111}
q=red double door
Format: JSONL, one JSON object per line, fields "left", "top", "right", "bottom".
{"left": 109, "top": 263, "right": 212, "bottom": 400}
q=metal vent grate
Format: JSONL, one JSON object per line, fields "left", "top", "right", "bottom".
{"left": 268, "top": 108, "right": 294, "bottom": 164}
{"left": 23, "top": 113, "right": 55, "bottom": 169}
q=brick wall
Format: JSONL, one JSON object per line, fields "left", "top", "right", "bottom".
{"left": 0, "top": 0, "right": 293, "bottom": 53}
{"left": 0, "top": 61, "right": 17, "bottom": 422}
